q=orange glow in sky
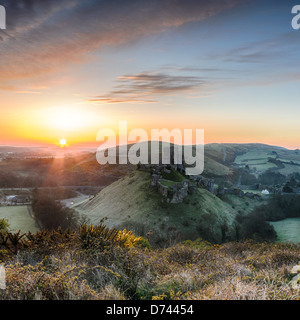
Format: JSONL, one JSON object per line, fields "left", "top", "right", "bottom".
{"left": 1, "top": 2, "right": 300, "bottom": 150}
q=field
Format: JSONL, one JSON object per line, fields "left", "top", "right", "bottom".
{"left": 0, "top": 206, "right": 39, "bottom": 233}
{"left": 234, "top": 150, "right": 277, "bottom": 172}
{"left": 278, "top": 164, "right": 300, "bottom": 176}
{"left": 269, "top": 218, "right": 300, "bottom": 243}
{"left": 234, "top": 147, "right": 300, "bottom": 176}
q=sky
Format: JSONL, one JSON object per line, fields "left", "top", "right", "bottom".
{"left": 1, "top": 0, "right": 300, "bottom": 149}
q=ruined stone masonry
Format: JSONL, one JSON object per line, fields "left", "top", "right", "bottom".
{"left": 139, "top": 162, "right": 262, "bottom": 203}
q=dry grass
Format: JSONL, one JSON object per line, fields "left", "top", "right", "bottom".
{"left": 0, "top": 234, "right": 300, "bottom": 300}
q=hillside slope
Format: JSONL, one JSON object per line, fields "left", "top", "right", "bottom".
{"left": 74, "top": 170, "right": 261, "bottom": 245}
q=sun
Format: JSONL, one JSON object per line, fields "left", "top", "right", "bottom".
{"left": 59, "top": 138, "right": 67, "bottom": 147}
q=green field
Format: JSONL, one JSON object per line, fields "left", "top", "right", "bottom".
{"left": 0, "top": 206, "right": 39, "bottom": 233}
{"left": 234, "top": 150, "right": 275, "bottom": 163}
{"left": 234, "top": 148, "right": 300, "bottom": 176}
{"left": 278, "top": 163, "right": 300, "bottom": 176}
{"left": 277, "top": 158, "right": 300, "bottom": 165}
{"left": 234, "top": 150, "right": 277, "bottom": 172}
{"left": 269, "top": 218, "right": 300, "bottom": 243}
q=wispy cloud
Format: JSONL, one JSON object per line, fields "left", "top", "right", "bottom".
{"left": 0, "top": 0, "right": 241, "bottom": 91}
{"left": 210, "top": 32, "right": 300, "bottom": 64}
{"left": 88, "top": 71, "right": 209, "bottom": 104}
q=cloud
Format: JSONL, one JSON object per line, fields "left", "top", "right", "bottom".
{"left": 210, "top": 32, "right": 300, "bottom": 64}
{"left": 0, "top": 84, "right": 41, "bottom": 94}
{"left": 222, "top": 46, "right": 284, "bottom": 64}
{"left": 0, "top": 0, "right": 241, "bottom": 90}
{"left": 1, "top": 0, "right": 75, "bottom": 35}
{"left": 88, "top": 71, "right": 209, "bottom": 104}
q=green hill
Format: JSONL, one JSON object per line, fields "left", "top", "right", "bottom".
{"left": 74, "top": 170, "right": 261, "bottom": 245}
{"left": 205, "top": 143, "right": 300, "bottom": 177}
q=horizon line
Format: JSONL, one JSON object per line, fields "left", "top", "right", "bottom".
{"left": 0, "top": 141, "right": 297, "bottom": 151}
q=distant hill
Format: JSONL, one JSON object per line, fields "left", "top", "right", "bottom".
{"left": 87, "top": 141, "right": 299, "bottom": 179}
{"left": 71, "top": 142, "right": 300, "bottom": 246}
{"left": 211, "top": 143, "right": 300, "bottom": 176}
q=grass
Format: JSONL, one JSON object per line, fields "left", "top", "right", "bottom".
{"left": 235, "top": 150, "right": 275, "bottom": 164}
{"left": 73, "top": 171, "right": 260, "bottom": 245}
{"left": 269, "top": 218, "right": 300, "bottom": 243}
{"left": 0, "top": 233, "right": 299, "bottom": 300}
{"left": 277, "top": 158, "right": 300, "bottom": 165}
{"left": 203, "top": 155, "right": 233, "bottom": 177}
{"left": 161, "top": 169, "right": 186, "bottom": 182}
{"left": 0, "top": 206, "right": 39, "bottom": 233}
{"left": 233, "top": 146, "right": 300, "bottom": 176}
{"left": 220, "top": 194, "right": 264, "bottom": 216}
{"left": 159, "top": 179, "right": 177, "bottom": 187}
{"left": 278, "top": 163, "right": 300, "bottom": 176}
{"left": 234, "top": 150, "right": 277, "bottom": 173}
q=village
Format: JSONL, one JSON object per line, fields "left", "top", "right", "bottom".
{"left": 0, "top": 189, "right": 32, "bottom": 206}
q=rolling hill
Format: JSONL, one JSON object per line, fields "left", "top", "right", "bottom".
{"left": 73, "top": 170, "right": 262, "bottom": 246}
{"left": 205, "top": 143, "right": 300, "bottom": 177}
{"left": 70, "top": 142, "right": 300, "bottom": 246}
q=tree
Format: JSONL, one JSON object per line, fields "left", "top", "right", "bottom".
{"left": 196, "top": 213, "right": 219, "bottom": 243}
{"left": 239, "top": 210, "right": 276, "bottom": 242}
{"left": 32, "top": 195, "right": 78, "bottom": 231}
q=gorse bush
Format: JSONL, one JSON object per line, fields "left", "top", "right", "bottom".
{"left": 0, "top": 223, "right": 145, "bottom": 258}
{"left": 0, "top": 219, "right": 9, "bottom": 233}
{"left": 0, "top": 227, "right": 300, "bottom": 300}
{"left": 78, "top": 224, "right": 120, "bottom": 249}
{"left": 78, "top": 224, "right": 144, "bottom": 250}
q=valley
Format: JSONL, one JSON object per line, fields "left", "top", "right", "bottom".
{"left": 1, "top": 142, "right": 300, "bottom": 301}
{"left": 1, "top": 142, "right": 300, "bottom": 244}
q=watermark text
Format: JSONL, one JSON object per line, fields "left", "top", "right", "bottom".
{"left": 96, "top": 121, "right": 204, "bottom": 175}
{"left": 0, "top": 5, "right": 6, "bottom": 30}
{"left": 292, "top": 5, "right": 300, "bottom": 30}
{"left": 0, "top": 265, "right": 5, "bottom": 290}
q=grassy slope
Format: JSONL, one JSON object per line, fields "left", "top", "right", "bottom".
{"left": 0, "top": 206, "right": 39, "bottom": 233}
{"left": 203, "top": 155, "right": 233, "bottom": 176}
{"left": 74, "top": 171, "right": 261, "bottom": 243}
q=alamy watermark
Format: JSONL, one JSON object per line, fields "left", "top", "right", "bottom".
{"left": 0, "top": 265, "right": 5, "bottom": 290}
{"left": 96, "top": 121, "right": 204, "bottom": 176}
{"left": 0, "top": 5, "right": 6, "bottom": 29}
{"left": 292, "top": 5, "right": 300, "bottom": 29}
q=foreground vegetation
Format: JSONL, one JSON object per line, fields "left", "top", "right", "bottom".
{"left": 0, "top": 223, "right": 299, "bottom": 300}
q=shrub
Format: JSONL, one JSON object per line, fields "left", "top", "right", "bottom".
{"left": 196, "top": 213, "right": 220, "bottom": 243}
{"left": 165, "top": 244, "right": 197, "bottom": 265}
{"left": 1, "top": 224, "right": 300, "bottom": 300}
{"left": 0, "top": 219, "right": 9, "bottom": 233}
{"left": 78, "top": 224, "right": 143, "bottom": 250}
{"left": 32, "top": 195, "right": 78, "bottom": 231}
